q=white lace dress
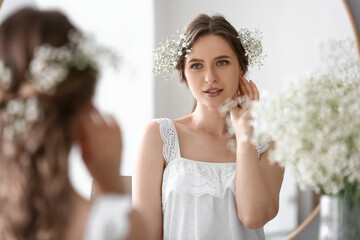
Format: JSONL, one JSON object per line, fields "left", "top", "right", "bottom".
{"left": 156, "top": 118, "right": 269, "bottom": 240}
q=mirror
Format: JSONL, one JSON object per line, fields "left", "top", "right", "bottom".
{"left": 0, "top": 0, "right": 357, "bottom": 239}
{"left": 153, "top": 1, "right": 355, "bottom": 238}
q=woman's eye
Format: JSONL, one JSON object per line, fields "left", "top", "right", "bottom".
{"left": 217, "top": 60, "right": 229, "bottom": 66}
{"left": 190, "top": 63, "right": 202, "bottom": 69}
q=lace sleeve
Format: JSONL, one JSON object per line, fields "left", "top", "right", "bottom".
{"left": 84, "top": 194, "right": 132, "bottom": 240}
{"left": 155, "top": 118, "right": 180, "bottom": 163}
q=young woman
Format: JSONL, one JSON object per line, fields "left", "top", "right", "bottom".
{"left": 133, "top": 14, "right": 284, "bottom": 240}
{"left": 0, "top": 7, "right": 144, "bottom": 240}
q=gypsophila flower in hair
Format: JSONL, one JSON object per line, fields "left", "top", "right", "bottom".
{"left": 0, "top": 60, "right": 12, "bottom": 90}
{"left": 153, "top": 29, "right": 191, "bottom": 79}
{"left": 29, "top": 30, "right": 119, "bottom": 94}
{"left": 153, "top": 27, "right": 266, "bottom": 79}
{"left": 238, "top": 28, "right": 266, "bottom": 69}
{"left": 29, "top": 45, "right": 71, "bottom": 94}
{"left": 3, "top": 97, "right": 43, "bottom": 142}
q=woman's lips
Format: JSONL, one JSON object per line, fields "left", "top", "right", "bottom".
{"left": 203, "top": 88, "right": 223, "bottom": 97}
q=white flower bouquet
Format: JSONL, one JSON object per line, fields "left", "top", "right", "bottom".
{"left": 251, "top": 38, "right": 360, "bottom": 197}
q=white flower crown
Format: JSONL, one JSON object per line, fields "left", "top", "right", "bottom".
{"left": 153, "top": 27, "right": 266, "bottom": 79}
{"left": 153, "top": 30, "right": 191, "bottom": 78}
{"left": 2, "top": 97, "right": 43, "bottom": 142}
{"left": 0, "top": 31, "right": 118, "bottom": 143}
{"left": 0, "top": 30, "right": 118, "bottom": 94}
{"left": 237, "top": 28, "right": 266, "bottom": 69}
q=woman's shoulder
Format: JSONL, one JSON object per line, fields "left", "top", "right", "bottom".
{"left": 147, "top": 115, "right": 192, "bottom": 141}
{"left": 142, "top": 120, "right": 162, "bottom": 140}
{"left": 142, "top": 118, "right": 176, "bottom": 145}
{"left": 137, "top": 120, "right": 165, "bottom": 165}
{"left": 153, "top": 116, "right": 191, "bottom": 133}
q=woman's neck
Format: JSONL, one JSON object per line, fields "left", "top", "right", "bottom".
{"left": 189, "top": 105, "right": 227, "bottom": 137}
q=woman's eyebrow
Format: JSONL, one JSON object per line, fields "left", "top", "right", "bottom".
{"left": 187, "top": 58, "right": 204, "bottom": 63}
{"left": 214, "top": 55, "right": 231, "bottom": 60}
{"left": 187, "top": 55, "right": 232, "bottom": 63}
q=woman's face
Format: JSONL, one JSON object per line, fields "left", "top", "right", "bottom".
{"left": 184, "top": 34, "right": 242, "bottom": 109}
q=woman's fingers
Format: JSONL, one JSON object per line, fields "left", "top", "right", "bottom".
{"left": 249, "top": 80, "right": 260, "bottom": 101}
{"left": 75, "top": 104, "right": 123, "bottom": 194}
{"left": 239, "top": 77, "right": 260, "bottom": 101}
{"left": 80, "top": 106, "right": 121, "bottom": 139}
{"left": 76, "top": 104, "right": 102, "bottom": 138}
{"left": 241, "top": 76, "right": 254, "bottom": 100}
{"left": 103, "top": 114, "right": 123, "bottom": 149}
{"left": 75, "top": 104, "right": 122, "bottom": 159}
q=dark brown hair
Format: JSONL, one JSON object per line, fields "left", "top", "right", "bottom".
{"left": 0, "top": 8, "right": 97, "bottom": 239}
{"left": 176, "top": 14, "right": 249, "bottom": 83}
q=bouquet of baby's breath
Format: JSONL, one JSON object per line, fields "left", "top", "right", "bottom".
{"left": 250, "top": 38, "right": 360, "bottom": 198}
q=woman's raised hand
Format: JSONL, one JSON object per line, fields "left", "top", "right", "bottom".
{"left": 230, "top": 76, "right": 260, "bottom": 138}
{"left": 74, "top": 103, "right": 123, "bottom": 194}
{"left": 238, "top": 76, "right": 259, "bottom": 101}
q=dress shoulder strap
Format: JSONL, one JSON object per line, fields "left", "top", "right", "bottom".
{"left": 155, "top": 118, "right": 181, "bottom": 163}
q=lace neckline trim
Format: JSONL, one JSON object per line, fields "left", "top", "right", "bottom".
{"left": 172, "top": 156, "right": 237, "bottom": 166}
{"left": 157, "top": 118, "right": 270, "bottom": 163}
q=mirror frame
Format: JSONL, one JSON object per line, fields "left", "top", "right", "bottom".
{"left": 343, "top": 0, "right": 360, "bottom": 55}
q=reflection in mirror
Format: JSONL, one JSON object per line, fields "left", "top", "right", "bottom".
{"left": 153, "top": 0, "right": 355, "bottom": 239}
{"left": 0, "top": 0, "right": 356, "bottom": 239}
{"left": 1, "top": 0, "right": 155, "bottom": 198}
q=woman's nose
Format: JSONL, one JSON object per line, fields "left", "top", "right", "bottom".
{"left": 204, "top": 67, "right": 218, "bottom": 83}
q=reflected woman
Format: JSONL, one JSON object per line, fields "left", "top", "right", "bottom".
{"left": 133, "top": 14, "right": 284, "bottom": 240}
{"left": 0, "top": 8, "right": 144, "bottom": 240}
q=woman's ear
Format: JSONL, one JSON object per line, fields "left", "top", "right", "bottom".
{"left": 183, "top": 70, "right": 188, "bottom": 83}
{"left": 238, "top": 70, "right": 243, "bottom": 84}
